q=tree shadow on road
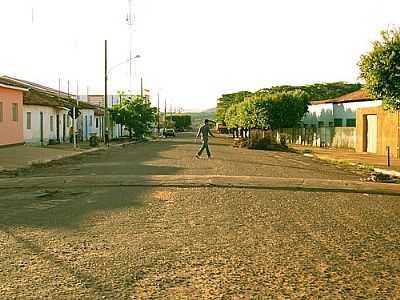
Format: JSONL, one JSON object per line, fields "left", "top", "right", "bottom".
{"left": 0, "top": 141, "right": 181, "bottom": 230}
{"left": 17, "top": 141, "right": 183, "bottom": 177}
{"left": 0, "top": 186, "right": 152, "bottom": 229}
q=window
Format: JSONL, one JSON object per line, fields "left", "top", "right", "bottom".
{"left": 334, "top": 118, "right": 343, "bottom": 127}
{"left": 12, "top": 103, "right": 18, "bottom": 121}
{"left": 346, "top": 119, "right": 356, "bottom": 127}
{"left": 26, "top": 112, "right": 32, "bottom": 129}
{"left": 0, "top": 102, "right": 3, "bottom": 122}
{"left": 96, "top": 118, "right": 99, "bottom": 128}
{"left": 328, "top": 121, "right": 334, "bottom": 127}
{"left": 318, "top": 121, "right": 325, "bottom": 128}
{"left": 50, "top": 115, "right": 54, "bottom": 132}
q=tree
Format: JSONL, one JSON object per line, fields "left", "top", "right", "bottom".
{"left": 266, "top": 90, "right": 310, "bottom": 129}
{"left": 255, "top": 82, "right": 361, "bottom": 101}
{"left": 110, "top": 93, "right": 156, "bottom": 138}
{"left": 224, "top": 103, "right": 241, "bottom": 129}
{"left": 359, "top": 28, "right": 400, "bottom": 110}
{"left": 225, "top": 90, "right": 310, "bottom": 130}
{"left": 216, "top": 83, "right": 361, "bottom": 124}
{"left": 216, "top": 91, "right": 252, "bottom": 122}
{"left": 166, "top": 115, "right": 192, "bottom": 130}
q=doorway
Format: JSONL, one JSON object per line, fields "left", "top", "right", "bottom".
{"left": 366, "top": 114, "right": 377, "bottom": 153}
{"left": 40, "top": 112, "right": 44, "bottom": 145}
{"left": 62, "top": 114, "right": 66, "bottom": 142}
{"left": 56, "top": 114, "right": 60, "bottom": 142}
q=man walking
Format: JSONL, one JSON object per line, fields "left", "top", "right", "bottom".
{"left": 196, "top": 119, "right": 215, "bottom": 159}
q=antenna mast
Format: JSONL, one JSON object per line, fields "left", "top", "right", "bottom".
{"left": 127, "top": 0, "right": 133, "bottom": 92}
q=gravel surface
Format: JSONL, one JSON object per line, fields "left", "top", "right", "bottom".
{"left": 13, "top": 133, "right": 363, "bottom": 181}
{"left": 1, "top": 133, "right": 399, "bottom": 299}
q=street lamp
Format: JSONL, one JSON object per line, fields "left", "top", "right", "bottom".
{"left": 108, "top": 55, "right": 141, "bottom": 74}
{"left": 104, "top": 39, "right": 141, "bottom": 142}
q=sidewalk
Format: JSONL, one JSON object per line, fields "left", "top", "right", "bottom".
{"left": 291, "top": 145, "right": 400, "bottom": 177}
{"left": 0, "top": 140, "right": 134, "bottom": 172}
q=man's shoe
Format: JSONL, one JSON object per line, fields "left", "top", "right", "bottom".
{"left": 195, "top": 154, "right": 200, "bottom": 159}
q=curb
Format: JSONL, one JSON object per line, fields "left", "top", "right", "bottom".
{"left": 0, "top": 140, "right": 141, "bottom": 173}
{"left": 1, "top": 175, "right": 399, "bottom": 195}
{"left": 302, "top": 153, "right": 400, "bottom": 179}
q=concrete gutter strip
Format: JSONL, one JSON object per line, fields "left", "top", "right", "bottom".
{"left": 305, "top": 153, "right": 400, "bottom": 179}
{"left": 0, "top": 175, "right": 399, "bottom": 195}
{"left": 374, "top": 168, "right": 400, "bottom": 178}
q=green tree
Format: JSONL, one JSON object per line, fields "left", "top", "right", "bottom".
{"left": 110, "top": 93, "right": 156, "bottom": 138}
{"left": 255, "top": 82, "right": 361, "bottom": 101}
{"left": 359, "top": 28, "right": 400, "bottom": 110}
{"left": 216, "top": 91, "right": 252, "bottom": 122}
{"left": 226, "top": 90, "right": 310, "bottom": 130}
{"left": 166, "top": 115, "right": 192, "bottom": 130}
{"left": 224, "top": 103, "right": 241, "bottom": 128}
{"left": 266, "top": 90, "right": 310, "bottom": 129}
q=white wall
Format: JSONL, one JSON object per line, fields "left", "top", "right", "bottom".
{"left": 302, "top": 103, "right": 333, "bottom": 126}
{"left": 333, "top": 100, "right": 382, "bottom": 120}
{"left": 94, "top": 116, "right": 103, "bottom": 138}
{"left": 23, "top": 105, "right": 70, "bottom": 145}
{"left": 303, "top": 100, "right": 382, "bottom": 127}
{"left": 77, "top": 109, "right": 95, "bottom": 141}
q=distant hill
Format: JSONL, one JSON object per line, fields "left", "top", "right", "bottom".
{"left": 202, "top": 107, "right": 216, "bottom": 113}
{"left": 186, "top": 110, "right": 217, "bottom": 129}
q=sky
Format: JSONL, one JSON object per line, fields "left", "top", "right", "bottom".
{"left": 1, "top": 0, "right": 399, "bottom": 111}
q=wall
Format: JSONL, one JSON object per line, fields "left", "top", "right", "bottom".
{"left": 76, "top": 109, "right": 95, "bottom": 141}
{"left": 331, "top": 127, "right": 356, "bottom": 149}
{"left": 94, "top": 116, "right": 103, "bottom": 139}
{"left": 0, "top": 86, "right": 24, "bottom": 146}
{"left": 334, "top": 100, "right": 381, "bottom": 121}
{"left": 23, "top": 105, "right": 70, "bottom": 145}
{"left": 278, "top": 127, "right": 356, "bottom": 149}
{"left": 303, "top": 100, "right": 382, "bottom": 127}
{"left": 302, "top": 103, "right": 333, "bottom": 126}
{"left": 356, "top": 106, "right": 399, "bottom": 158}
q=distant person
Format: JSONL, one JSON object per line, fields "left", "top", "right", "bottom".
{"left": 69, "top": 127, "right": 74, "bottom": 143}
{"left": 105, "top": 130, "right": 110, "bottom": 147}
{"left": 195, "top": 119, "right": 215, "bottom": 159}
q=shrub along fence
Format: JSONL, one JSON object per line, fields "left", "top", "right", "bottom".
{"left": 250, "top": 127, "right": 356, "bottom": 149}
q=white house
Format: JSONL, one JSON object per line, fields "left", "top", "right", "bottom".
{"left": 302, "top": 90, "right": 382, "bottom": 128}
{"left": 0, "top": 76, "right": 99, "bottom": 145}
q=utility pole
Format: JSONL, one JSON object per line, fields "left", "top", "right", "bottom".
{"left": 104, "top": 40, "right": 108, "bottom": 142}
{"left": 58, "top": 78, "right": 61, "bottom": 98}
{"left": 127, "top": 0, "right": 133, "bottom": 92}
{"left": 164, "top": 98, "right": 167, "bottom": 131}
{"left": 68, "top": 80, "right": 76, "bottom": 148}
{"left": 157, "top": 92, "right": 160, "bottom": 135}
{"left": 76, "top": 82, "right": 80, "bottom": 146}
{"left": 140, "top": 77, "right": 143, "bottom": 99}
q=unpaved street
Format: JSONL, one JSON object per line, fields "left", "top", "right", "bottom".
{"left": 1, "top": 134, "right": 399, "bottom": 299}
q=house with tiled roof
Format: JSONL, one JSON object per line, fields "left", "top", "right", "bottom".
{"left": 302, "top": 89, "right": 382, "bottom": 128}
{"left": 284, "top": 89, "right": 399, "bottom": 157}
{"left": 0, "top": 76, "right": 102, "bottom": 145}
{"left": 0, "top": 83, "right": 28, "bottom": 146}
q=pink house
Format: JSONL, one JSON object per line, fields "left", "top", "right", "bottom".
{"left": 0, "top": 83, "right": 28, "bottom": 146}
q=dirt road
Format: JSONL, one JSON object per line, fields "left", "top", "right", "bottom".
{"left": 1, "top": 134, "right": 399, "bottom": 299}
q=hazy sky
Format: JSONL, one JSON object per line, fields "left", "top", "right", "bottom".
{"left": 1, "top": 0, "right": 399, "bottom": 111}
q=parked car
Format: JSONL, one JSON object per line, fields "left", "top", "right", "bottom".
{"left": 163, "top": 128, "right": 176, "bottom": 137}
